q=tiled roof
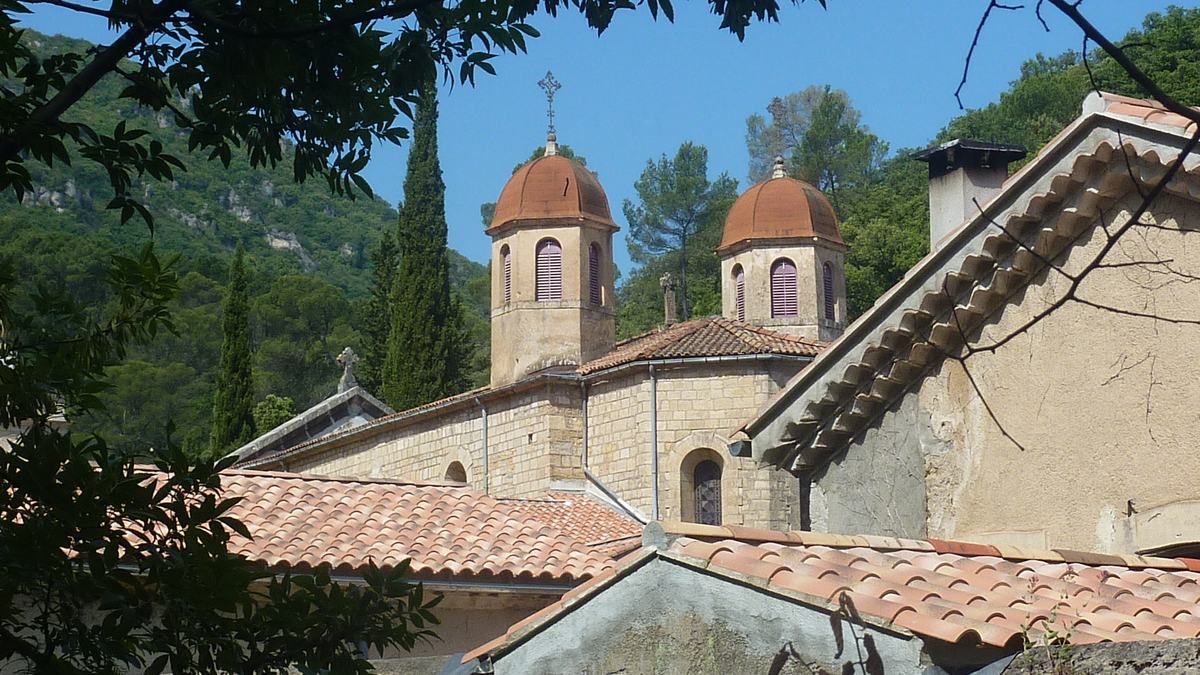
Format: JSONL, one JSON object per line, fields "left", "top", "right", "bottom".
{"left": 499, "top": 491, "right": 644, "bottom": 551}
{"left": 462, "top": 523, "right": 1200, "bottom": 663}
{"left": 741, "top": 91, "right": 1200, "bottom": 470}
{"left": 220, "top": 470, "right": 618, "bottom": 584}
{"left": 578, "top": 316, "right": 822, "bottom": 375}
{"left": 1100, "top": 91, "right": 1200, "bottom": 132}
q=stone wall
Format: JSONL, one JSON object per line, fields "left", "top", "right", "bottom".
{"left": 812, "top": 193, "right": 1200, "bottom": 553}
{"left": 588, "top": 360, "right": 805, "bottom": 530}
{"left": 720, "top": 242, "right": 846, "bottom": 341}
{"left": 285, "top": 382, "right": 583, "bottom": 499}
{"left": 284, "top": 360, "right": 805, "bottom": 529}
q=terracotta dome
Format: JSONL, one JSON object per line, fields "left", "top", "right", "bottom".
{"left": 488, "top": 153, "right": 614, "bottom": 231}
{"left": 717, "top": 165, "right": 842, "bottom": 254}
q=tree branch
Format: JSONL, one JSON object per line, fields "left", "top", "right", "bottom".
{"left": 0, "top": 0, "right": 187, "bottom": 163}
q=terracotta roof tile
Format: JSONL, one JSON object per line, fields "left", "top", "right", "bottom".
{"left": 579, "top": 316, "right": 822, "bottom": 375}
{"left": 498, "top": 492, "right": 643, "bottom": 549}
{"left": 460, "top": 526, "right": 1200, "bottom": 665}
{"left": 218, "top": 470, "right": 618, "bottom": 583}
{"left": 1099, "top": 91, "right": 1200, "bottom": 133}
{"left": 671, "top": 532, "right": 1200, "bottom": 648}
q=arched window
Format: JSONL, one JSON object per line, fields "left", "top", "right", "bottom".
{"left": 732, "top": 265, "right": 745, "bottom": 322}
{"left": 535, "top": 238, "right": 562, "bottom": 301}
{"left": 770, "top": 258, "right": 798, "bottom": 318}
{"left": 693, "top": 460, "right": 722, "bottom": 525}
{"left": 444, "top": 461, "right": 467, "bottom": 483}
{"left": 823, "top": 262, "right": 835, "bottom": 321}
{"left": 501, "top": 244, "right": 512, "bottom": 305}
{"left": 588, "top": 243, "right": 602, "bottom": 306}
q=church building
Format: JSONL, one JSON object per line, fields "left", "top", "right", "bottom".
{"left": 233, "top": 133, "right": 847, "bottom": 531}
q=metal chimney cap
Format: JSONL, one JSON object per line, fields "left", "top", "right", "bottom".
{"left": 912, "top": 139, "right": 1027, "bottom": 178}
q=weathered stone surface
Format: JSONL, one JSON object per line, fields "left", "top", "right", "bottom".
{"left": 1009, "top": 638, "right": 1200, "bottom": 674}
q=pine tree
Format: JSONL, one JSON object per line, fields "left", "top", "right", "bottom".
{"left": 210, "top": 244, "right": 255, "bottom": 454}
{"left": 382, "top": 77, "right": 467, "bottom": 410}
{"left": 359, "top": 231, "right": 398, "bottom": 393}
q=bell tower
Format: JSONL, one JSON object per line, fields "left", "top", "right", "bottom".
{"left": 717, "top": 157, "right": 847, "bottom": 341}
{"left": 487, "top": 74, "right": 616, "bottom": 386}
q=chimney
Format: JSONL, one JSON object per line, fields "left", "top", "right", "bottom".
{"left": 914, "top": 139, "right": 1026, "bottom": 252}
{"left": 660, "top": 272, "right": 677, "bottom": 326}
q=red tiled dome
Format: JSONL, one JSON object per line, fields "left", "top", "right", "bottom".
{"left": 488, "top": 154, "right": 614, "bottom": 232}
{"left": 717, "top": 173, "right": 843, "bottom": 253}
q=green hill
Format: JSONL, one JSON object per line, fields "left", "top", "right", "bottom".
{"left": 4, "top": 30, "right": 489, "bottom": 455}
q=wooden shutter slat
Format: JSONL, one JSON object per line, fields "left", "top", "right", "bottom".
{"left": 771, "top": 259, "right": 797, "bottom": 318}
{"left": 536, "top": 239, "right": 562, "bottom": 301}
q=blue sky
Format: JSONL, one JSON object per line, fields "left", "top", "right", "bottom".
{"left": 18, "top": 2, "right": 1181, "bottom": 269}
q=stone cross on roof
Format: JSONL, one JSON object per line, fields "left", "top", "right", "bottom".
{"left": 336, "top": 347, "right": 358, "bottom": 393}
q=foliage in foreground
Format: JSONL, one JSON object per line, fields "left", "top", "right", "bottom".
{"left": 0, "top": 248, "right": 440, "bottom": 672}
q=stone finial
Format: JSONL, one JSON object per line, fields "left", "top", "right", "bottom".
{"left": 771, "top": 155, "right": 787, "bottom": 179}
{"left": 336, "top": 347, "right": 359, "bottom": 393}
{"left": 544, "top": 130, "right": 558, "bottom": 157}
{"left": 660, "top": 272, "right": 678, "bottom": 326}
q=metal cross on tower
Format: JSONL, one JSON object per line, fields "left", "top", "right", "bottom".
{"left": 537, "top": 70, "right": 562, "bottom": 135}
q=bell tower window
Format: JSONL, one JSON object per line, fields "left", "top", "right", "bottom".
{"left": 733, "top": 265, "right": 745, "bottom": 322}
{"left": 535, "top": 238, "right": 562, "bottom": 301}
{"left": 770, "top": 258, "right": 798, "bottom": 318}
{"left": 823, "top": 262, "right": 835, "bottom": 321}
{"left": 588, "top": 243, "right": 602, "bottom": 306}
{"left": 501, "top": 244, "right": 512, "bottom": 305}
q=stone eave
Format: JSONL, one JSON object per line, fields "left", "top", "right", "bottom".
{"left": 715, "top": 233, "right": 847, "bottom": 257}
{"left": 485, "top": 214, "right": 619, "bottom": 237}
{"left": 740, "top": 107, "right": 1200, "bottom": 472}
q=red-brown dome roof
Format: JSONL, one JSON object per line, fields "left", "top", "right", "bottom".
{"left": 488, "top": 154, "right": 614, "bottom": 231}
{"left": 717, "top": 174, "right": 842, "bottom": 253}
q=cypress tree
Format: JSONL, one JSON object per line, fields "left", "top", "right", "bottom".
{"left": 359, "top": 231, "right": 398, "bottom": 393}
{"left": 210, "top": 243, "right": 255, "bottom": 454}
{"left": 382, "top": 77, "right": 466, "bottom": 410}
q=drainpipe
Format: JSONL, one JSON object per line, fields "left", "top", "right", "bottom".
{"left": 649, "top": 364, "right": 659, "bottom": 520}
{"left": 476, "top": 397, "right": 489, "bottom": 494}
{"left": 580, "top": 381, "right": 589, "bottom": 470}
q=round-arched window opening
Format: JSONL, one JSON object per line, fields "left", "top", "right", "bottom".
{"left": 444, "top": 461, "right": 467, "bottom": 483}
{"left": 823, "top": 261, "right": 835, "bottom": 321}
{"left": 500, "top": 244, "right": 512, "bottom": 305}
{"left": 535, "top": 238, "right": 563, "bottom": 301}
{"left": 771, "top": 258, "right": 798, "bottom": 318}
{"left": 732, "top": 264, "right": 746, "bottom": 322}
{"left": 692, "top": 460, "right": 722, "bottom": 526}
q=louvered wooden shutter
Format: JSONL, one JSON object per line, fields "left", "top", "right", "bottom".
{"left": 588, "top": 244, "right": 602, "bottom": 305}
{"left": 823, "top": 262, "right": 835, "bottom": 320}
{"left": 536, "top": 239, "right": 562, "bottom": 301}
{"left": 734, "top": 266, "right": 746, "bottom": 322}
{"left": 502, "top": 246, "right": 512, "bottom": 304}
{"left": 771, "top": 259, "right": 797, "bottom": 318}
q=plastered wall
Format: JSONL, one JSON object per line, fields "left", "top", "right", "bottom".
{"left": 813, "top": 193, "right": 1200, "bottom": 553}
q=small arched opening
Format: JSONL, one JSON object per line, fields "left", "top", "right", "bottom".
{"left": 823, "top": 261, "right": 835, "bottom": 321}
{"left": 444, "top": 461, "right": 467, "bottom": 483}
{"left": 732, "top": 264, "right": 746, "bottom": 322}
{"left": 680, "top": 448, "right": 723, "bottom": 526}
{"left": 588, "top": 242, "right": 603, "bottom": 306}
{"left": 500, "top": 244, "right": 512, "bottom": 305}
